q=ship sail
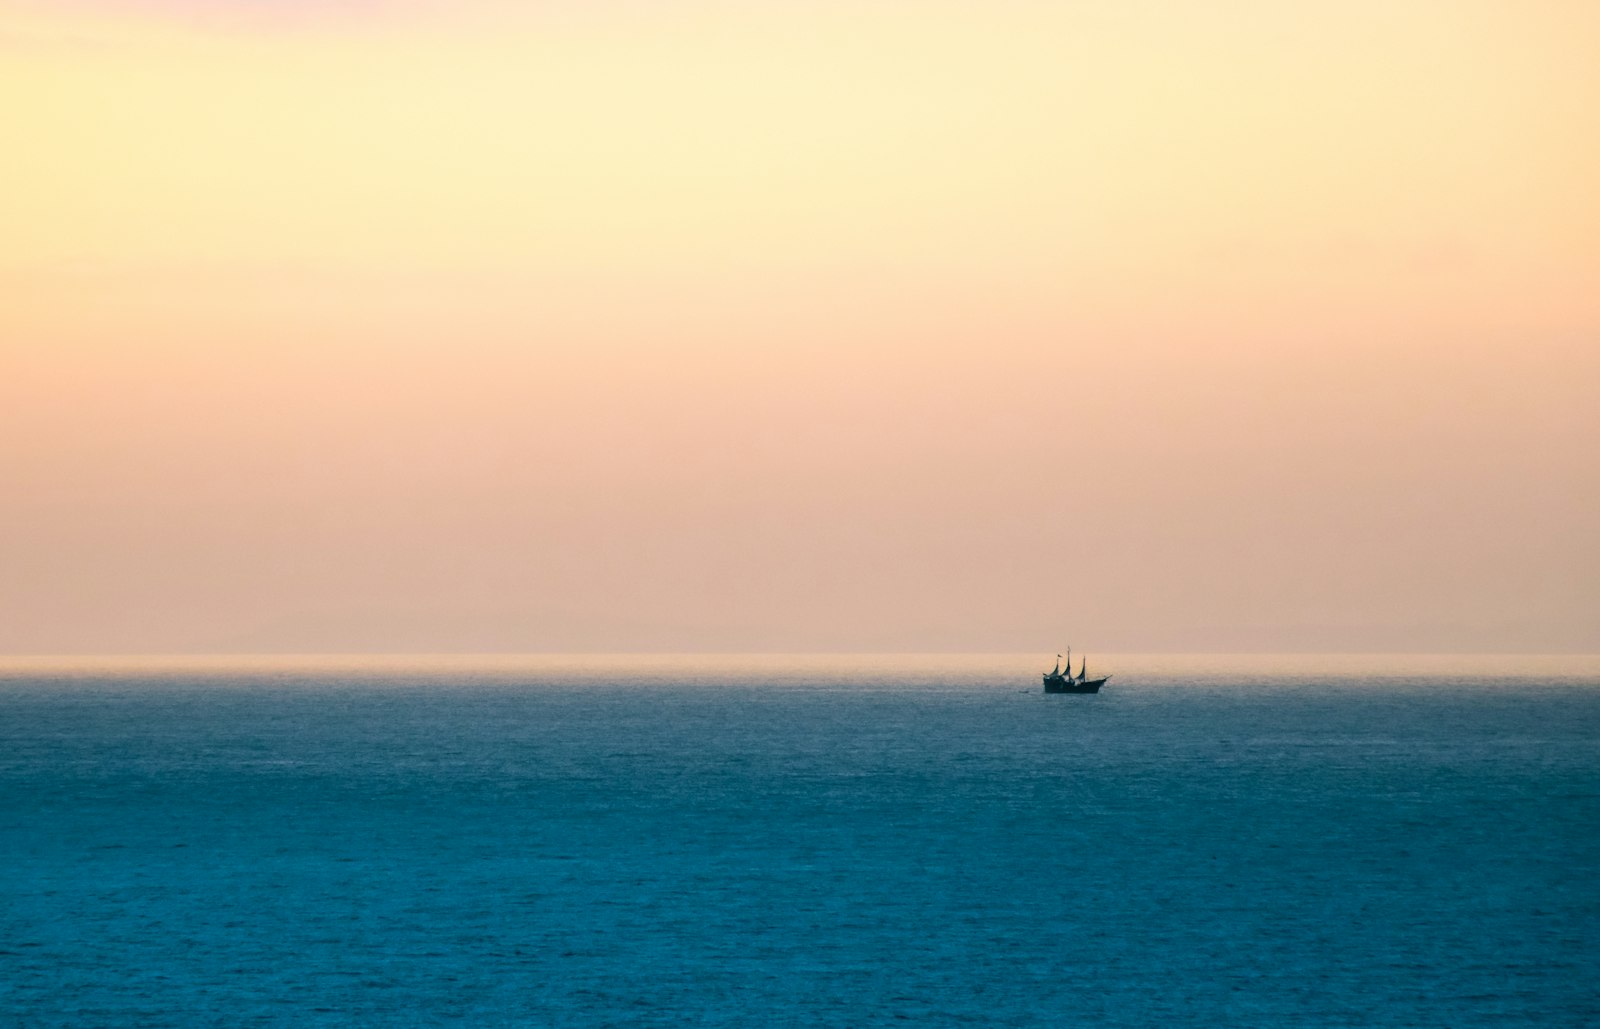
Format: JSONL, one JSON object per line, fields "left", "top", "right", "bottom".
{"left": 1041, "top": 647, "right": 1109, "bottom": 693}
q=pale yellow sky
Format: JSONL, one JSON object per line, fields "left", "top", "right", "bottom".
{"left": 1, "top": 0, "right": 1596, "bottom": 651}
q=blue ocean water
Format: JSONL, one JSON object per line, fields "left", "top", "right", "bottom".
{"left": 2, "top": 654, "right": 1597, "bottom": 1027}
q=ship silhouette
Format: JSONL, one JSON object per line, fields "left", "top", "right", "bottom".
{"left": 1042, "top": 647, "right": 1110, "bottom": 693}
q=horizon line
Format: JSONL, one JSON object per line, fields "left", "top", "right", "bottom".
{"left": 3, "top": 651, "right": 1598, "bottom": 660}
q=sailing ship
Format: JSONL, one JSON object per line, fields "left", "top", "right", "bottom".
{"left": 1042, "top": 647, "right": 1110, "bottom": 693}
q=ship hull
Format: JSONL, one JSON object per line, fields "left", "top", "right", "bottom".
{"left": 1043, "top": 676, "right": 1108, "bottom": 694}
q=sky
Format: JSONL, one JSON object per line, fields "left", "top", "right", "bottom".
{"left": 1, "top": 0, "right": 1596, "bottom": 653}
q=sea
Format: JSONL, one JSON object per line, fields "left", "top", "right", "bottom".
{"left": 2, "top": 654, "right": 1597, "bottom": 1028}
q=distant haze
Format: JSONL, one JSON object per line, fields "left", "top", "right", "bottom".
{"left": 2, "top": 0, "right": 1596, "bottom": 653}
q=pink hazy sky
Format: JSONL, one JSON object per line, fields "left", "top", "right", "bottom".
{"left": 2, "top": 0, "right": 1596, "bottom": 653}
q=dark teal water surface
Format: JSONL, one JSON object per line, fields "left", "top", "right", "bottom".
{"left": 3, "top": 655, "right": 1597, "bottom": 1027}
